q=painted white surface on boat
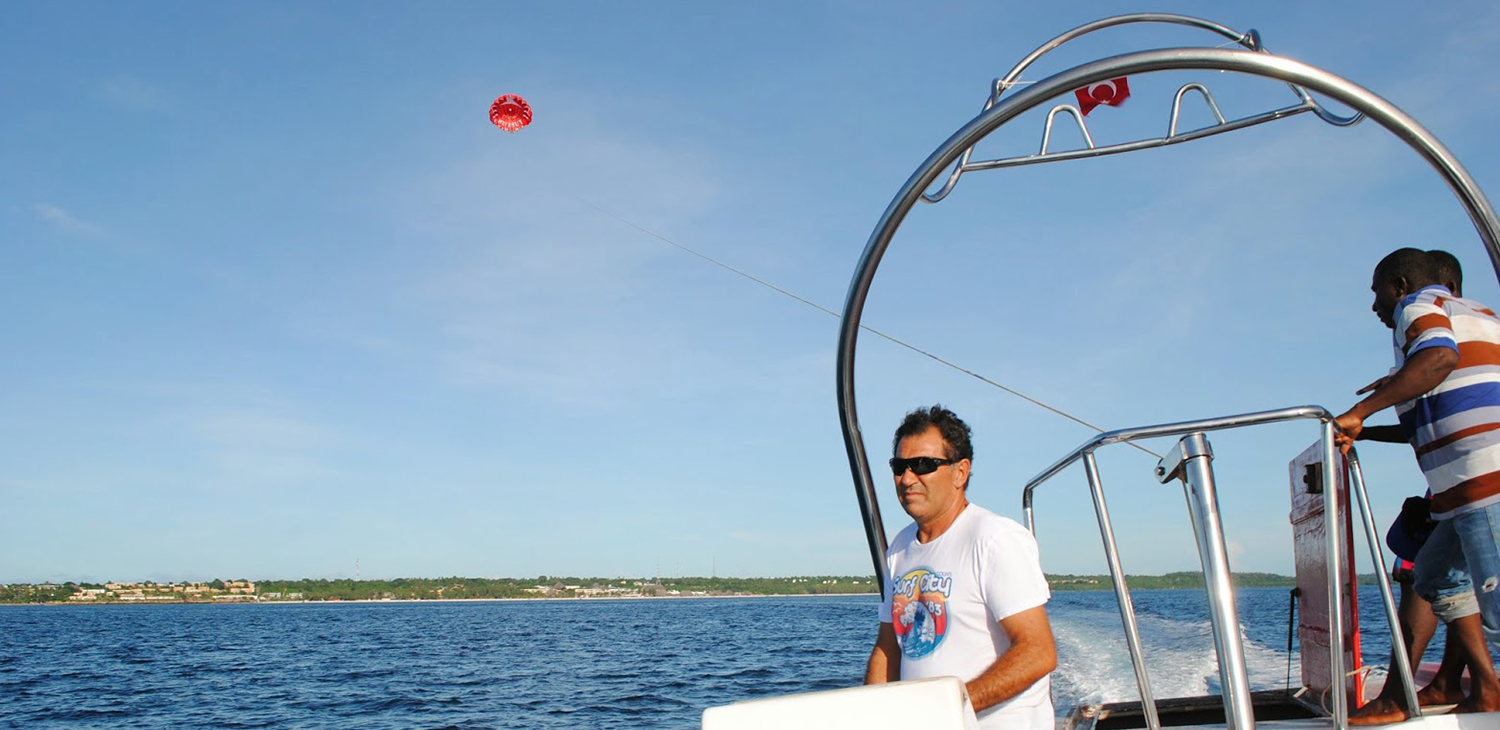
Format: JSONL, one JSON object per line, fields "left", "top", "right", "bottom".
{"left": 701, "top": 675, "right": 980, "bottom": 730}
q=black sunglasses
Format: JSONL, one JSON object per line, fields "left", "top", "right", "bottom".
{"left": 888, "top": 456, "right": 958, "bottom": 476}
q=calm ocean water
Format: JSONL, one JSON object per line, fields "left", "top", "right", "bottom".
{"left": 0, "top": 586, "right": 1434, "bottom": 729}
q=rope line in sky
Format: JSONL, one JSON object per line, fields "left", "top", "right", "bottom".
{"left": 572, "top": 196, "right": 1163, "bottom": 460}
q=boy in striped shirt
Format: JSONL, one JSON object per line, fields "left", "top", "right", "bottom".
{"left": 1336, "top": 247, "right": 1500, "bottom": 716}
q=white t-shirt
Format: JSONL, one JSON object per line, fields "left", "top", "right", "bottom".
{"left": 880, "top": 503, "right": 1053, "bottom": 729}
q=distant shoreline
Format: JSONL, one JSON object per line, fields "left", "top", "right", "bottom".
{"left": 7, "top": 582, "right": 1343, "bottom": 608}
{"left": 4, "top": 592, "right": 885, "bottom": 607}
{"left": 5, "top": 571, "right": 1335, "bottom": 606}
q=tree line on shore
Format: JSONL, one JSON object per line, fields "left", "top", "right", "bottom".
{"left": 1045, "top": 571, "right": 1314, "bottom": 591}
{"left": 0, "top": 571, "right": 1342, "bottom": 604}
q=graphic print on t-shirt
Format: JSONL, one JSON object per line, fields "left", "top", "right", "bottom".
{"left": 890, "top": 566, "right": 953, "bottom": 658}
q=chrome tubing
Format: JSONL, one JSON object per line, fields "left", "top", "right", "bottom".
{"left": 1084, "top": 452, "right": 1162, "bottom": 730}
{"left": 1015, "top": 405, "right": 1375, "bottom": 729}
{"left": 1169, "top": 83, "right": 1229, "bottom": 136}
{"left": 1320, "top": 420, "right": 1348, "bottom": 728}
{"left": 923, "top": 14, "right": 1362, "bottom": 202}
{"left": 1158, "top": 434, "right": 1256, "bottom": 730}
{"left": 997, "top": 14, "right": 1258, "bottom": 94}
{"left": 840, "top": 45, "right": 1500, "bottom": 589}
{"left": 924, "top": 14, "right": 1261, "bottom": 204}
{"left": 1347, "top": 452, "right": 1423, "bottom": 719}
{"left": 958, "top": 102, "right": 1317, "bottom": 174}
{"left": 1017, "top": 406, "right": 1365, "bottom": 729}
{"left": 1022, "top": 405, "right": 1331, "bottom": 520}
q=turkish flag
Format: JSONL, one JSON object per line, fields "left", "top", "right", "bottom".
{"left": 1074, "top": 77, "right": 1130, "bottom": 115}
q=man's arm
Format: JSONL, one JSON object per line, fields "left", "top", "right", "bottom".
{"left": 1335, "top": 347, "right": 1458, "bottom": 451}
{"left": 1358, "top": 425, "right": 1408, "bottom": 443}
{"left": 864, "top": 622, "right": 900, "bottom": 684}
{"left": 1351, "top": 376, "right": 1411, "bottom": 444}
{"left": 964, "top": 605, "right": 1058, "bottom": 712}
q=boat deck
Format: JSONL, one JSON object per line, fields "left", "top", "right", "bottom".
{"left": 1064, "top": 691, "right": 1493, "bottom": 730}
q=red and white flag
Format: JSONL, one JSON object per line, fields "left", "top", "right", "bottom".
{"left": 1074, "top": 77, "right": 1130, "bottom": 115}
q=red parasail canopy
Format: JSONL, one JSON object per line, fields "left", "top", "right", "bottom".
{"left": 489, "top": 94, "right": 533, "bottom": 132}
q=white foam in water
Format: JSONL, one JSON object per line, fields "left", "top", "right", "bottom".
{"left": 1050, "top": 604, "right": 1301, "bottom": 709}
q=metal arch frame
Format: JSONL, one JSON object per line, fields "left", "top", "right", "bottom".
{"left": 921, "top": 13, "right": 1363, "bottom": 204}
{"left": 836, "top": 46, "right": 1500, "bottom": 593}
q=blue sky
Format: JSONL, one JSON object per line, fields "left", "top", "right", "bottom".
{"left": 4, "top": 1, "right": 1499, "bottom": 584}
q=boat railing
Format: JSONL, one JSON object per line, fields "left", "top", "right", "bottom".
{"left": 1020, "top": 405, "right": 1417, "bottom": 730}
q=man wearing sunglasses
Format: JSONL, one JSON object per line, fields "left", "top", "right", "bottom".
{"left": 864, "top": 405, "right": 1057, "bottom": 730}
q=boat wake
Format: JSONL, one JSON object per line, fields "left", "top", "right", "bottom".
{"left": 1050, "top": 600, "right": 1299, "bottom": 710}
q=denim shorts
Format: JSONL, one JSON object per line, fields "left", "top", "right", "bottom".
{"left": 1414, "top": 503, "right": 1500, "bottom": 647}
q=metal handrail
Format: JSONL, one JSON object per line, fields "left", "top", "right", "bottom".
{"left": 1019, "top": 406, "right": 1416, "bottom": 730}
{"left": 1021, "top": 405, "right": 1328, "bottom": 518}
{"left": 1023, "top": 407, "right": 1333, "bottom": 730}
{"left": 1346, "top": 451, "right": 1423, "bottom": 720}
